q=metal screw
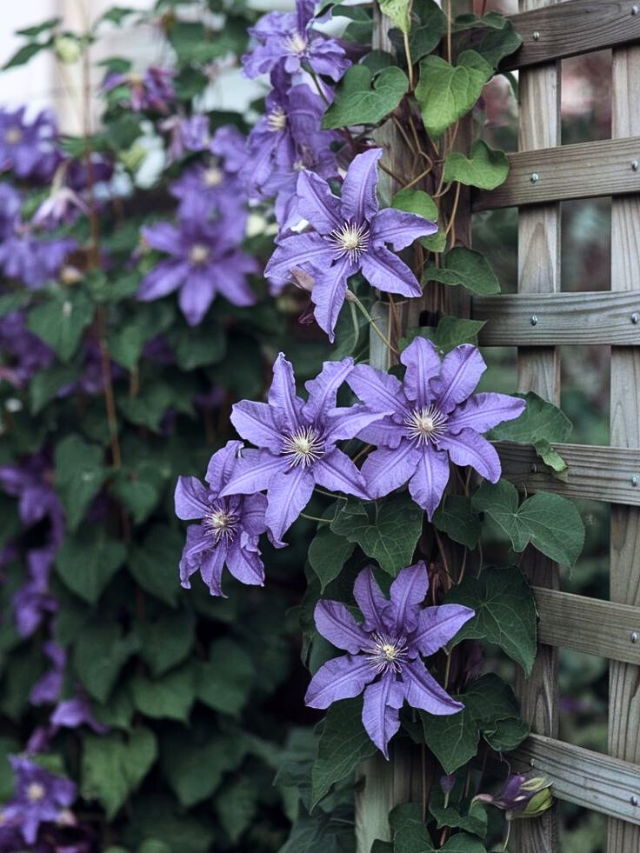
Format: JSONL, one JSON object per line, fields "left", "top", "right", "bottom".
{"left": 530, "top": 315, "right": 538, "bottom": 326}
{"left": 631, "top": 632, "right": 639, "bottom": 644}
{"left": 532, "top": 30, "right": 540, "bottom": 40}
{"left": 632, "top": 161, "right": 640, "bottom": 171}
{"left": 531, "top": 463, "right": 538, "bottom": 474}
{"left": 530, "top": 172, "right": 540, "bottom": 183}
{"left": 632, "top": 475, "right": 639, "bottom": 487}
{"left": 632, "top": 4, "right": 639, "bottom": 15}
{"left": 530, "top": 759, "right": 536, "bottom": 767}
{"left": 632, "top": 795, "right": 639, "bottom": 807}
{"left": 631, "top": 312, "right": 639, "bottom": 324}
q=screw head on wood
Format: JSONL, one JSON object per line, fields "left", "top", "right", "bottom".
{"left": 631, "top": 632, "right": 639, "bottom": 643}
{"left": 631, "top": 795, "right": 639, "bottom": 806}
{"left": 632, "top": 161, "right": 640, "bottom": 171}
{"left": 632, "top": 475, "right": 639, "bottom": 487}
{"left": 530, "top": 315, "right": 538, "bottom": 326}
{"left": 532, "top": 30, "right": 540, "bottom": 40}
{"left": 530, "top": 463, "right": 538, "bottom": 474}
{"left": 632, "top": 4, "right": 640, "bottom": 15}
{"left": 530, "top": 172, "right": 540, "bottom": 183}
{"left": 632, "top": 312, "right": 640, "bottom": 324}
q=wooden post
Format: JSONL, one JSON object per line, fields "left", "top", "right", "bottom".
{"left": 511, "top": 1, "right": 561, "bottom": 852}
{"left": 607, "top": 42, "right": 640, "bottom": 853}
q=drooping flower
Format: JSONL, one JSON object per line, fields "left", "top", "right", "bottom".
{"left": 305, "top": 562, "right": 474, "bottom": 757}
{"left": 474, "top": 774, "right": 553, "bottom": 820}
{"left": 0, "top": 107, "right": 61, "bottom": 181}
{"left": 242, "top": 0, "right": 350, "bottom": 82}
{"left": 30, "top": 641, "right": 66, "bottom": 706}
{"left": 220, "top": 355, "right": 381, "bottom": 541}
{"left": 2, "top": 756, "right": 76, "bottom": 845}
{"left": 175, "top": 441, "right": 269, "bottom": 597}
{"left": 50, "top": 696, "right": 107, "bottom": 734}
{"left": 265, "top": 148, "right": 437, "bottom": 339}
{"left": 103, "top": 66, "right": 175, "bottom": 113}
{"left": 136, "top": 196, "right": 257, "bottom": 325}
{"left": 347, "top": 337, "right": 526, "bottom": 518}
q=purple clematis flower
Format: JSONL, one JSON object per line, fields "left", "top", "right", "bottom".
{"left": 220, "top": 355, "right": 381, "bottom": 541}
{"left": 175, "top": 440, "right": 269, "bottom": 597}
{"left": 347, "top": 337, "right": 526, "bottom": 518}
{"left": 0, "top": 311, "right": 54, "bottom": 388}
{"left": 305, "top": 562, "right": 474, "bottom": 757}
{"left": 209, "top": 125, "right": 249, "bottom": 174}
{"left": 104, "top": 67, "right": 175, "bottom": 113}
{"left": 265, "top": 148, "right": 437, "bottom": 340}
{"left": 242, "top": 0, "right": 350, "bottom": 81}
{"left": 3, "top": 756, "right": 76, "bottom": 845}
{"left": 0, "top": 107, "right": 61, "bottom": 181}
{"left": 50, "top": 696, "right": 107, "bottom": 734}
{"left": 30, "top": 641, "right": 66, "bottom": 706}
{"left": 13, "top": 548, "right": 58, "bottom": 638}
{"left": 137, "top": 196, "right": 257, "bottom": 325}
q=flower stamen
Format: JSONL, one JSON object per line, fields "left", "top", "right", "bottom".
{"left": 205, "top": 508, "right": 239, "bottom": 544}
{"left": 285, "top": 32, "right": 307, "bottom": 54}
{"left": 405, "top": 405, "right": 448, "bottom": 445}
{"left": 189, "top": 243, "right": 210, "bottom": 265}
{"left": 329, "top": 221, "right": 370, "bottom": 261}
{"left": 365, "top": 632, "right": 408, "bottom": 674}
{"left": 267, "top": 107, "right": 287, "bottom": 132}
{"left": 282, "top": 426, "right": 324, "bottom": 467}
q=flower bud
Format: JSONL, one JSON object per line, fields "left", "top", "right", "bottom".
{"left": 473, "top": 773, "right": 553, "bottom": 820}
{"left": 54, "top": 35, "right": 82, "bottom": 65}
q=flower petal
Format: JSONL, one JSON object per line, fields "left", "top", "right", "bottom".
{"left": 411, "top": 604, "right": 476, "bottom": 657}
{"left": 361, "top": 441, "right": 420, "bottom": 499}
{"left": 340, "top": 148, "right": 383, "bottom": 222}
{"left": 347, "top": 364, "right": 408, "bottom": 419}
{"left": 296, "top": 170, "right": 343, "bottom": 234}
{"left": 323, "top": 405, "right": 391, "bottom": 447}
{"left": 304, "top": 654, "right": 375, "bottom": 708}
{"left": 400, "top": 337, "right": 442, "bottom": 408}
{"left": 230, "top": 400, "right": 283, "bottom": 453}
{"left": 265, "top": 465, "right": 315, "bottom": 540}
{"left": 447, "top": 392, "right": 526, "bottom": 434}
{"left": 303, "top": 357, "right": 354, "bottom": 422}
{"left": 137, "top": 260, "right": 188, "bottom": 300}
{"left": 199, "top": 542, "right": 229, "bottom": 597}
{"left": 219, "top": 449, "right": 288, "bottom": 497}
{"left": 313, "top": 449, "right": 369, "bottom": 499}
{"left": 264, "top": 232, "right": 334, "bottom": 282}
{"left": 432, "top": 345, "right": 486, "bottom": 414}
{"left": 402, "top": 660, "right": 464, "bottom": 715}
{"left": 310, "top": 254, "right": 353, "bottom": 342}
{"left": 387, "top": 562, "right": 429, "bottom": 635}
{"left": 354, "top": 567, "right": 389, "bottom": 632}
{"left": 314, "top": 600, "right": 370, "bottom": 653}
{"left": 362, "top": 672, "right": 405, "bottom": 758}
{"left": 142, "top": 222, "right": 183, "bottom": 255}
{"left": 354, "top": 416, "right": 406, "bottom": 449}
{"left": 174, "top": 476, "right": 210, "bottom": 520}
{"left": 407, "top": 446, "right": 450, "bottom": 519}
{"left": 360, "top": 247, "right": 422, "bottom": 297}
{"left": 226, "top": 539, "right": 265, "bottom": 587}
{"left": 370, "top": 207, "right": 438, "bottom": 250}
{"left": 205, "top": 440, "right": 244, "bottom": 492}
{"left": 438, "top": 429, "right": 501, "bottom": 483}
{"left": 178, "top": 268, "right": 215, "bottom": 325}
{"left": 240, "top": 493, "right": 268, "bottom": 537}
{"left": 268, "top": 353, "right": 304, "bottom": 432}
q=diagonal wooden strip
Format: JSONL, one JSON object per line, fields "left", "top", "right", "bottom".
{"left": 473, "top": 291, "right": 640, "bottom": 346}
{"left": 496, "top": 441, "right": 640, "bottom": 506}
{"left": 473, "top": 137, "right": 640, "bottom": 211}
{"left": 535, "top": 587, "right": 640, "bottom": 664}
{"left": 513, "top": 735, "right": 640, "bottom": 825}
{"left": 499, "top": 0, "right": 640, "bottom": 71}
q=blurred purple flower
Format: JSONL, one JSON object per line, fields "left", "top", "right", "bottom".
{"left": 175, "top": 440, "right": 269, "bottom": 597}
{"left": 305, "top": 562, "right": 474, "bottom": 756}
{"left": 220, "top": 355, "right": 380, "bottom": 541}
{"left": 265, "top": 149, "right": 436, "bottom": 339}
{"left": 170, "top": 161, "right": 247, "bottom": 224}
{"left": 347, "top": 337, "right": 526, "bottom": 518}
{"left": 210, "top": 125, "right": 248, "bottom": 174}
{"left": 0, "top": 230, "right": 76, "bottom": 290}
{"left": 242, "top": 0, "right": 350, "bottom": 81}
{"left": 0, "top": 107, "right": 61, "bottom": 181}
{"left": 3, "top": 756, "right": 76, "bottom": 845}
{"left": 104, "top": 67, "right": 175, "bottom": 113}
{"left": 137, "top": 197, "right": 257, "bottom": 325}
{"left": 0, "top": 311, "right": 54, "bottom": 388}
{"left": 163, "top": 113, "right": 210, "bottom": 160}
{"left": 13, "top": 548, "right": 58, "bottom": 638}
{"left": 30, "top": 642, "right": 66, "bottom": 706}
{"left": 0, "top": 452, "right": 64, "bottom": 540}
{"left": 50, "top": 696, "right": 107, "bottom": 734}
{"left": 474, "top": 773, "right": 553, "bottom": 820}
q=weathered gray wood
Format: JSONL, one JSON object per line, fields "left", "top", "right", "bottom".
{"left": 500, "top": 0, "right": 640, "bottom": 71}
{"left": 511, "top": 5, "right": 561, "bottom": 849}
{"left": 535, "top": 587, "right": 640, "bottom": 664}
{"left": 473, "top": 137, "right": 640, "bottom": 211}
{"left": 608, "top": 42, "right": 640, "bottom": 853}
{"left": 473, "top": 291, "right": 640, "bottom": 346}
{"left": 496, "top": 442, "right": 640, "bottom": 505}
{"left": 513, "top": 735, "right": 640, "bottom": 825}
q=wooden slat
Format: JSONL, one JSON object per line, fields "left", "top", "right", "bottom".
{"left": 500, "top": 0, "right": 640, "bottom": 71}
{"left": 473, "top": 137, "right": 640, "bottom": 210}
{"left": 511, "top": 5, "right": 561, "bottom": 849}
{"left": 535, "top": 587, "right": 640, "bottom": 664}
{"left": 473, "top": 291, "right": 640, "bottom": 346}
{"left": 608, "top": 41, "right": 640, "bottom": 853}
{"left": 513, "top": 735, "right": 640, "bottom": 825}
{"left": 496, "top": 441, "right": 640, "bottom": 505}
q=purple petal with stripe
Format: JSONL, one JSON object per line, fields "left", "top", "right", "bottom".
{"left": 304, "top": 654, "right": 376, "bottom": 708}
{"left": 354, "top": 567, "right": 389, "bottom": 633}
{"left": 296, "top": 170, "right": 343, "bottom": 234}
{"left": 347, "top": 364, "right": 408, "bottom": 419}
{"left": 226, "top": 539, "right": 265, "bottom": 587}
{"left": 432, "top": 345, "right": 486, "bottom": 414}
{"left": 411, "top": 604, "right": 475, "bottom": 657}
{"left": 268, "top": 353, "right": 304, "bottom": 432}
{"left": 314, "top": 600, "right": 370, "bottom": 653}
{"left": 402, "top": 660, "right": 463, "bottom": 715}
{"left": 407, "top": 446, "right": 450, "bottom": 519}
{"left": 438, "top": 429, "right": 501, "bottom": 483}
{"left": 310, "top": 254, "right": 354, "bottom": 342}
{"left": 174, "top": 476, "right": 210, "bottom": 520}
{"left": 265, "top": 464, "right": 315, "bottom": 540}
{"left": 400, "top": 336, "right": 443, "bottom": 408}
{"left": 361, "top": 441, "right": 420, "bottom": 499}
{"left": 313, "top": 449, "right": 369, "bottom": 499}
{"left": 360, "top": 247, "right": 423, "bottom": 297}
{"left": 205, "top": 440, "right": 244, "bottom": 492}
{"left": 230, "top": 400, "right": 282, "bottom": 452}
{"left": 264, "top": 231, "right": 334, "bottom": 281}
{"left": 362, "top": 672, "right": 405, "bottom": 758}
{"left": 219, "top": 449, "right": 288, "bottom": 497}
{"left": 340, "top": 148, "right": 383, "bottom": 222}
{"left": 370, "top": 207, "right": 438, "bottom": 250}
{"left": 137, "top": 260, "right": 188, "bottom": 300}
{"left": 447, "top": 392, "right": 526, "bottom": 434}
{"left": 302, "top": 357, "right": 354, "bottom": 421}
{"left": 387, "top": 562, "right": 429, "bottom": 635}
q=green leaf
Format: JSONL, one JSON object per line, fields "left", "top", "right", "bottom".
{"left": 73, "top": 623, "right": 139, "bottom": 703}
{"left": 168, "top": 322, "right": 226, "bottom": 370}
{"left": 138, "top": 609, "right": 195, "bottom": 677}
{"left": 379, "top": 0, "right": 411, "bottom": 33}
{"left": 214, "top": 777, "right": 258, "bottom": 842}
{"left": 433, "top": 495, "right": 482, "bottom": 549}
{"left": 308, "top": 527, "right": 356, "bottom": 591}
{"left": 161, "top": 729, "right": 245, "bottom": 808}
{"left": 462, "top": 673, "right": 519, "bottom": 725}
{"left": 0, "top": 736, "right": 19, "bottom": 800}
{"left": 330, "top": 493, "right": 423, "bottom": 576}
{"left": 16, "top": 17, "right": 60, "bottom": 36}
{"left": 323, "top": 64, "right": 408, "bottom": 129}
{"left": 81, "top": 728, "right": 157, "bottom": 818}
{"left": 56, "top": 529, "right": 126, "bottom": 603}
{"left": 465, "top": 17, "right": 523, "bottom": 68}
{"left": 30, "top": 362, "right": 79, "bottom": 414}
{"left": 28, "top": 288, "right": 94, "bottom": 361}
{"left": 483, "top": 716, "right": 529, "bottom": 751}
{"left": 424, "top": 248, "right": 500, "bottom": 295}
{"left": 406, "top": 0, "right": 446, "bottom": 62}
{"left": 473, "top": 480, "right": 585, "bottom": 567}
{"left": 130, "top": 665, "right": 195, "bottom": 722}
{"left": 98, "top": 7, "right": 138, "bottom": 25}
{"left": 122, "top": 794, "right": 215, "bottom": 853}
{"left": 128, "top": 526, "right": 184, "bottom": 606}
{"left": 371, "top": 843, "right": 394, "bottom": 853}
{"left": 195, "top": 638, "right": 255, "bottom": 716}
{"left": 446, "top": 567, "right": 537, "bottom": 674}
{"left": 54, "top": 434, "right": 107, "bottom": 530}
{"left": 421, "top": 707, "right": 478, "bottom": 775}
{"left": 137, "top": 842, "right": 171, "bottom": 853}
{"left": 109, "top": 324, "right": 146, "bottom": 369}
{"left": 392, "top": 188, "right": 438, "bottom": 220}
{"left": 400, "top": 317, "right": 486, "bottom": 355}
{"left": 429, "top": 788, "right": 487, "bottom": 838}
{"left": 3, "top": 41, "right": 49, "bottom": 70}
{"left": 415, "top": 51, "right": 492, "bottom": 137}
{"left": 311, "top": 698, "right": 376, "bottom": 809}
{"left": 390, "top": 802, "right": 435, "bottom": 852}
{"left": 440, "top": 834, "right": 487, "bottom": 853}
{"left": 444, "top": 140, "right": 509, "bottom": 190}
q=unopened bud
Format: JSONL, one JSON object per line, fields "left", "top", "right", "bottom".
{"left": 54, "top": 35, "right": 82, "bottom": 65}
{"left": 60, "top": 265, "right": 83, "bottom": 285}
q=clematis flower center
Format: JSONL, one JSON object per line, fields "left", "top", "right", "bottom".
{"left": 4, "top": 127, "right": 22, "bottom": 145}
{"left": 189, "top": 243, "right": 210, "bottom": 265}
{"left": 205, "top": 508, "right": 239, "bottom": 543}
{"left": 282, "top": 426, "right": 324, "bottom": 467}
{"left": 285, "top": 31, "right": 307, "bottom": 54}
{"left": 203, "top": 166, "right": 223, "bottom": 187}
{"left": 329, "top": 221, "right": 370, "bottom": 261}
{"left": 267, "top": 107, "right": 287, "bottom": 132}
{"left": 366, "top": 632, "right": 408, "bottom": 674}
{"left": 405, "top": 405, "right": 448, "bottom": 445}
{"left": 27, "top": 782, "right": 46, "bottom": 802}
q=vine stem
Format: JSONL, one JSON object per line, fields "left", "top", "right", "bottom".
{"left": 347, "top": 292, "right": 399, "bottom": 355}
{"left": 300, "top": 512, "right": 331, "bottom": 524}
